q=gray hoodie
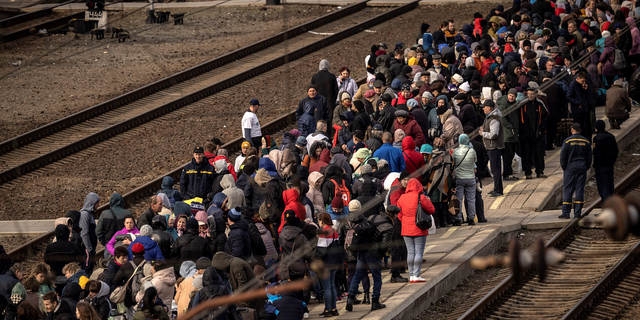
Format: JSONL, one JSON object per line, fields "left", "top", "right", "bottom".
{"left": 220, "top": 174, "right": 245, "bottom": 209}
{"left": 80, "top": 192, "right": 100, "bottom": 252}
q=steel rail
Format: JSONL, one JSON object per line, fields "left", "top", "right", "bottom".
{"left": 458, "top": 162, "right": 640, "bottom": 320}
{"left": 0, "top": 0, "right": 82, "bottom": 28}
{"left": 1, "top": 10, "right": 83, "bottom": 43}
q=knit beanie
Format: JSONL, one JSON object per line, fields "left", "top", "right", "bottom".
{"left": 331, "top": 193, "right": 344, "bottom": 209}
{"left": 399, "top": 170, "right": 411, "bottom": 181}
{"left": 132, "top": 243, "right": 145, "bottom": 255}
{"left": 508, "top": 88, "right": 518, "bottom": 96}
{"left": 361, "top": 164, "right": 372, "bottom": 174}
{"left": 348, "top": 200, "right": 361, "bottom": 213}
{"left": 437, "top": 105, "right": 448, "bottom": 115}
{"left": 196, "top": 257, "right": 211, "bottom": 270}
{"left": 186, "top": 218, "right": 199, "bottom": 230}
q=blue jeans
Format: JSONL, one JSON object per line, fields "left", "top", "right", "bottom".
{"left": 456, "top": 178, "right": 476, "bottom": 221}
{"left": 319, "top": 270, "right": 337, "bottom": 311}
{"left": 348, "top": 253, "right": 382, "bottom": 299}
{"left": 403, "top": 236, "right": 427, "bottom": 277}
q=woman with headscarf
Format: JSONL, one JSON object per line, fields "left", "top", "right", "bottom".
{"left": 419, "top": 53, "right": 433, "bottom": 71}
{"left": 481, "top": 63, "right": 501, "bottom": 88}
{"left": 393, "top": 129, "right": 405, "bottom": 150}
{"left": 268, "top": 149, "right": 283, "bottom": 177}
{"left": 462, "top": 57, "right": 482, "bottom": 83}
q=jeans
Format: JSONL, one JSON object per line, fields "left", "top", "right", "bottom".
{"left": 320, "top": 270, "right": 337, "bottom": 311}
{"left": 309, "top": 270, "right": 323, "bottom": 299}
{"left": 595, "top": 166, "right": 615, "bottom": 201}
{"left": 456, "top": 178, "right": 476, "bottom": 222}
{"left": 348, "top": 253, "right": 382, "bottom": 299}
{"left": 403, "top": 236, "right": 427, "bottom": 277}
{"left": 487, "top": 149, "right": 503, "bottom": 194}
{"left": 347, "top": 261, "right": 369, "bottom": 293}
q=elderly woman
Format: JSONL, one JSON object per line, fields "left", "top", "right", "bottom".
{"left": 106, "top": 215, "right": 139, "bottom": 257}
{"left": 452, "top": 134, "right": 478, "bottom": 226}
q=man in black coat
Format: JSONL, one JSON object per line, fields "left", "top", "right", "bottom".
{"left": 541, "top": 78, "right": 566, "bottom": 149}
{"left": 44, "top": 225, "right": 84, "bottom": 277}
{"left": 171, "top": 218, "right": 213, "bottom": 267}
{"left": 365, "top": 125, "right": 384, "bottom": 153}
{"left": 224, "top": 208, "right": 253, "bottom": 261}
{"left": 137, "top": 195, "right": 162, "bottom": 230}
{"left": 43, "top": 291, "right": 75, "bottom": 320}
{"left": 240, "top": 208, "right": 267, "bottom": 265}
{"left": 593, "top": 120, "right": 618, "bottom": 201}
{"left": 311, "top": 59, "right": 339, "bottom": 122}
{"left": 180, "top": 146, "right": 215, "bottom": 199}
{"left": 150, "top": 215, "right": 175, "bottom": 260}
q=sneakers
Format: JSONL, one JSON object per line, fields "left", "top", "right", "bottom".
{"left": 409, "top": 276, "right": 415, "bottom": 283}
{"left": 410, "top": 276, "right": 426, "bottom": 283}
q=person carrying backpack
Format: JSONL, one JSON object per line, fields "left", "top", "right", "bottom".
{"left": 156, "top": 176, "right": 183, "bottom": 209}
{"left": 112, "top": 243, "right": 146, "bottom": 319}
{"left": 345, "top": 200, "right": 393, "bottom": 313}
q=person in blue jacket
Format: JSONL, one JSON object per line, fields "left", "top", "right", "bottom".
{"left": 128, "top": 225, "right": 165, "bottom": 262}
{"left": 559, "top": 123, "right": 592, "bottom": 219}
{"left": 373, "top": 132, "right": 406, "bottom": 172}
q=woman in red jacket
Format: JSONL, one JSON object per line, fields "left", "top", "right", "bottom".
{"left": 401, "top": 136, "right": 425, "bottom": 184}
{"left": 397, "top": 178, "right": 435, "bottom": 283}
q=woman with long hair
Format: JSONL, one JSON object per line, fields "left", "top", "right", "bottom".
{"left": 133, "top": 287, "right": 169, "bottom": 320}
{"left": 75, "top": 301, "right": 101, "bottom": 320}
{"left": 16, "top": 301, "right": 43, "bottom": 320}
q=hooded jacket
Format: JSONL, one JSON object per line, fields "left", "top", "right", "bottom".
{"left": 394, "top": 114, "right": 426, "bottom": 147}
{"left": 298, "top": 99, "right": 317, "bottom": 137}
{"left": 354, "top": 178, "right": 384, "bottom": 217}
{"left": 180, "top": 156, "right": 215, "bottom": 199}
{"left": 225, "top": 219, "right": 252, "bottom": 260}
{"left": 397, "top": 179, "right": 435, "bottom": 236}
{"left": 128, "top": 235, "right": 164, "bottom": 262}
{"left": 244, "top": 170, "right": 268, "bottom": 214}
{"left": 193, "top": 267, "right": 231, "bottom": 319}
{"left": 97, "top": 192, "right": 132, "bottom": 247}
{"left": 149, "top": 266, "right": 176, "bottom": 307}
{"left": 309, "top": 148, "right": 331, "bottom": 174}
{"left": 175, "top": 272, "right": 198, "bottom": 316}
{"left": 207, "top": 215, "right": 227, "bottom": 254}
{"left": 79, "top": 192, "right": 99, "bottom": 252}
{"left": 85, "top": 281, "right": 111, "bottom": 320}
{"left": 278, "top": 226, "right": 313, "bottom": 279}
{"left": 157, "top": 176, "right": 184, "bottom": 204}
{"left": 45, "top": 225, "right": 84, "bottom": 277}
{"left": 441, "top": 109, "right": 464, "bottom": 148}
{"left": 374, "top": 55, "right": 394, "bottom": 86}
{"left": 307, "top": 171, "right": 325, "bottom": 214}
{"left": 211, "top": 252, "right": 258, "bottom": 293}
{"left": 220, "top": 174, "right": 245, "bottom": 209}
{"left": 402, "top": 136, "right": 426, "bottom": 180}
{"left": 150, "top": 215, "right": 174, "bottom": 260}
{"left": 458, "top": 101, "right": 479, "bottom": 128}
{"left": 211, "top": 159, "right": 232, "bottom": 197}
{"left": 599, "top": 37, "right": 620, "bottom": 77}
{"left": 311, "top": 59, "right": 338, "bottom": 111}
{"left": 278, "top": 189, "right": 307, "bottom": 234}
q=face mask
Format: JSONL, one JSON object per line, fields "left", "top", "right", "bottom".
{"left": 344, "top": 102, "right": 352, "bottom": 107}
{"left": 369, "top": 84, "right": 373, "bottom": 88}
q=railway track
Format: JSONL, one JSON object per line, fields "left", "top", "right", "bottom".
{"left": 459, "top": 164, "right": 640, "bottom": 320}
{"left": 0, "top": 0, "right": 416, "bottom": 189}
{"left": 0, "top": 0, "right": 79, "bottom": 29}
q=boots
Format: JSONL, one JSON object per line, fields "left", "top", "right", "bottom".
{"left": 362, "top": 292, "right": 371, "bottom": 304}
{"left": 346, "top": 294, "right": 357, "bottom": 312}
{"left": 371, "top": 297, "right": 386, "bottom": 311}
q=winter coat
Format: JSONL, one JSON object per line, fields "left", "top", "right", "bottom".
{"left": 441, "top": 109, "right": 464, "bottom": 148}
{"left": 278, "top": 189, "right": 307, "bottom": 234}
{"left": 175, "top": 274, "right": 199, "bottom": 316}
{"left": 480, "top": 57, "right": 496, "bottom": 77}
{"left": 97, "top": 193, "right": 132, "bottom": 247}
{"left": 599, "top": 37, "right": 620, "bottom": 77}
{"left": 297, "top": 99, "right": 317, "bottom": 137}
{"left": 210, "top": 160, "right": 231, "bottom": 197}
{"left": 462, "top": 66, "right": 482, "bottom": 83}
{"left": 373, "top": 143, "right": 406, "bottom": 173}
{"left": 397, "top": 179, "right": 435, "bottom": 236}
{"left": 374, "top": 55, "right": 394, "bottom": 86}
{"left": 127, "top": 235, "right": 164, "bottom": 262}
{"left": 496, "top": 95, "right": 520, "bottom": 143}
{"left": 278, "top": 226, "right": 313, "bottom": 279}
{"left": 220, "top": 174, "right": 245, "bottom": 209}
{"left": 402, "top": 136, "right": 426, "bottom": 180}
{"left": 256, "top": 222, "right": 278, "bottom": 261}
{"left": 458, "top": 102, "right": 479, "bottom": 128}
{"left": 180, "top": 157, "right": 215, "bottom": 199}
{"left": 112, "top": 256, "right": 144, "bottom": 307}
{"left": 593, "top": 129, "right": 618, "bottom": 168}
{"left": 453, "top": 142, "right": 477, "bottom": 180}
{"left": 320, "top": 165, "right": 350, "bottom": 206}
{"left": 394, "top": 114, "right": 426, "bottom": 147}
{"left": 365, "top": 134, "right": 383, "bottom": 153}
{"left": 85, "top": 281, "right": 111, "bottom": 320}
{"left": 352, "top": 173, "right": 383, "bottom": 200}
{"left": 45, "top": 299, "right": 76, "bottom": 320}
{"left": 306, "top": 172, "right": 325, "bottom": 214}
{"left": 518, "top": 98, "right": 548, "bottom": 142}
{"left": 79, "top": 193, "right": 99, "bottom": 253}
{"left": 137, "top": 207, "right": 156, "bottom": 230}
{"left": 336, "top": 77, "right": 358, "bottom": 103}
{"left": 566, "top": 79, "right": 590, "bottom": 114}
{"left": 354, "top": 177, "right": 385, "bottom": 217}
{"left": 211, "top": 252, "right": 257, "bottom": 294}
{"left": 244, "top": 173, "right": 267, "bottom": 214}
{"left": 0, "top": 271, "right": 19, "bottom": 300}
{"left": 106, "top": 225, "right": 139, "bottom": 256}
{"left": 157, "top": 176, "right": 184, "bottom": 204}
{"left": 103, "top": 258, "right": 121, "bottom": 290}
{"left": 133, "top": 305, "right": 169, "bottom": 320}
{"left": 135, "top": 267, "right": 175, "bottom": 307}
{"left": 311, "top": 68, "right": 339, "bottom": 112}
{"left": 45, "top": 225, "right": 84, "bottom": 277}
{"left": 207, "top": 215, "right": 227, "bottom": 255}
{"left": 606, "top": 82, "right": 632, "bottom": 120}
{"left": 150, "top": 215, "right": 175, "bottom": 260}
{"left": 225, "top": 219, "right": 252, "bottom": 260}
{"left": 482, "top": 108, "right": 505, "bottom": 150}
{"left": 541, "top": 82, "right": 566, "bottom": 121}
{"left": 172, "top": 229, "right": 213, "bottom": 265}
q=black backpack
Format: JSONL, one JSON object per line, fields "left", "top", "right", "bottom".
{"left": 347, "top": 217, "right": 379, "bottom": 252}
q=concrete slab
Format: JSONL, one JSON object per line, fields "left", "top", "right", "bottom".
{"left": 522, "top": 210, "right": 572, "bottom": 230}
{"left": 0, "top": 219, "right": 100, "bottom": 234}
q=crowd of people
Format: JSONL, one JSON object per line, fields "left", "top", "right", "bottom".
{"left": 0, "top": 0, "right": 638, "bottom": 318}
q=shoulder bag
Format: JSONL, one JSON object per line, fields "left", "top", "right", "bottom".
{"left": 415, "top": 195, "right": 432, "bottom": 230}
{"left": 110, "top": 261, "right": 145, "bottom": 304}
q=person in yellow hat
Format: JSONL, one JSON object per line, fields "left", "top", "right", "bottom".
{"left": 234, "top": 141, "right": 251, "bottom": 172}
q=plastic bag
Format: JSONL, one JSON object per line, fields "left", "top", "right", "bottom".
{"left": 512, "top": 153, "right": 522, "bottom": 174}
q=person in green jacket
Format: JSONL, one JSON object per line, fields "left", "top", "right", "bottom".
{"left": 496, "top": 88, "right": 521, "bottom": 181}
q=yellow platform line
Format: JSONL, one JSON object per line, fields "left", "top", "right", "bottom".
{"left": 489, "top": 179, "right": 525, "bottom": 210}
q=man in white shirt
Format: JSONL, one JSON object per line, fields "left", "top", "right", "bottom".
{"left": 242, "top": 99, "right": 263, "bottom": 148}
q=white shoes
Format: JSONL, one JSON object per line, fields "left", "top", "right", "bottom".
{"left": 409, "top": 276, "right": 415, "bottom": 283}
{"left": 414, "top": 276, "right": 426, "bottom": 283}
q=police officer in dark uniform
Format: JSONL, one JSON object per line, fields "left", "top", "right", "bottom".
{"left": 179, "top": 146, "right": 215, "bottom": 199}
{"left": 559, "top": 123, "right": 592, "bottom": 219}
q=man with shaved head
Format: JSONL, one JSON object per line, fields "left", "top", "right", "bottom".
{"left": 373, "top": 131, "right": 406, "bottom": 172}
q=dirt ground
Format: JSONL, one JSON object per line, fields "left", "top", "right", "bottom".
{"left": 0, "top": 4, "right": 334, "bottom": 142}
{"left": 415, "top": 228, "right": 561, "bottom": 320}
{"left": 0, "top": 2, "right": 510, "bottom": 220}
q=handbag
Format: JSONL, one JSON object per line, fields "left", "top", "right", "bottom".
{"left": 448, "top": 194, "right": 460, "bottom": 216}
{"left": 415, "top": 195, "right": 432, "bottom": 230}
{"left": 110, "top": 261, "right": 145, "bottom": 304}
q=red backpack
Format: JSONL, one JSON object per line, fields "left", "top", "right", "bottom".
{"left": 331, "top": 180, "right": 351, "bottom": 207}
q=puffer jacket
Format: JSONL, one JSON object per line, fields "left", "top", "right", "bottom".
{"left": 278, "top": 189, "right": 307, "bottom": 234}
{"left": 374, "top": 55, "right": 394, "bottom": 86}
{"left": 127, "top": 235, "right": 164, "bottom": 262}
{"left": 394, "top": 114, "right": 426, "bottom": 147}
{"left": 452, "top": 141, "right": 478, "bottom": 180}
{"left": 220, "top": 174, "right": 245, "bottom": 209}
{"left": 298, "top": 99, "right": 317, "bottom": 137}
{"left": 256, "top": 222, "right": 278, "bottom": 261}
{"left": 136, "top": 267, "right": 175, "bottom": 307}
{"left": 225, "top": 219, "right": 252, "bottom": 260}
{"left": 172, "top": 228, "right": 213, "bottom": 266}
{"left": 279, "top": 225, "right": 313, "bottom": 280}
{"left": 85, "top": 281, "right": 111, "bottom": 320}
{"left": 397, "top": 179, "right": 435, "bottom": 236}
{"left": 96, "top": 192, "right": 132, "bottom": 247}
{"left": 306, "top": 172, "right": 325, "bottom": 214}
